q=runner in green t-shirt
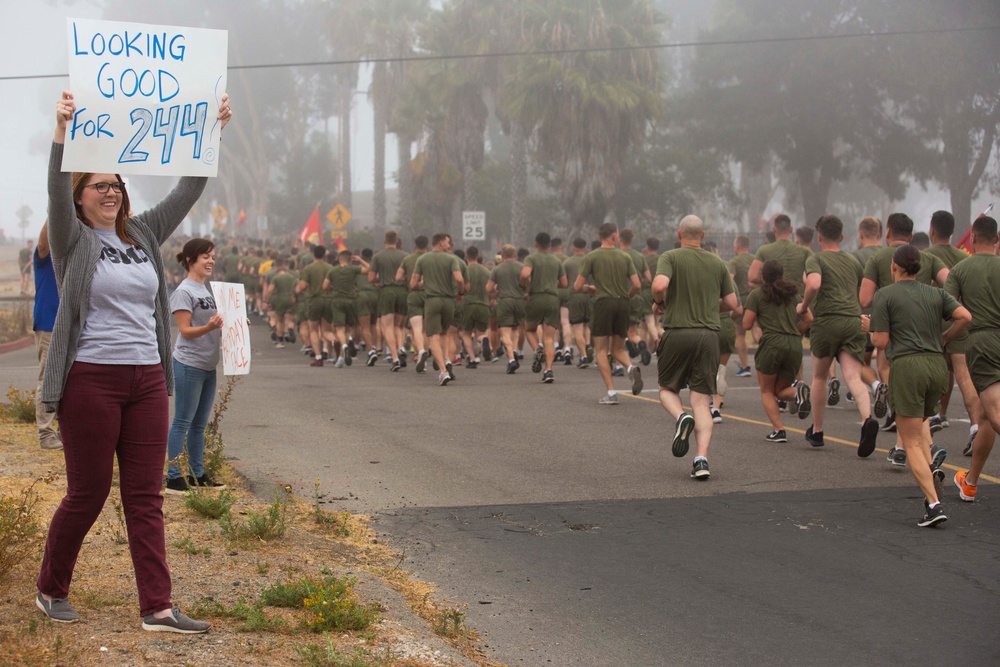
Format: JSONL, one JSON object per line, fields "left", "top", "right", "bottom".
{"left": 266, "top": 260, "right": 298, "bottom": 348}
{"left": 520, "top": 233, "right": 568, "bottom": 382}
{"left": 869, "top": 244, "right": 971, "bottom": 527}
{"left": 748, "top": 214, "right": 812, "bottom": 295}
{"left": 728, "top": 236, "right": 755, "bottom": 376}
{"left": 576, "top": 225, "right": 642, "bottom": 403}
{"left": 925, "top": 210, "right": 979, "bottom": 440}
{"left": 368, "top": 231, "right": 409, "bottom": 371}
{"left": 945, "top": 216, "right": 1000, "bottom": 500}
{"left": 322, "top": 251, "right": 369, "bottom": 367}
{"left": 296, "top": 246, "right": 335, "bottom": 366}
{"left": 396, "top": 236, "right": 429, "bottom": 370}
{"left": 743, "top": 260, "right": 811, "bottom": 442}
{"left": 850, "top": 215, "right": 885, "bottom": 404}
{"left": 651, "top": 216, "right": 738, "bottom": 481}
{"left": 561, "top": 239, "right": 593, "bottom": 367}
{"left": 354, "top": 248, "right": 380, "bottom": 365}
{"left": 486, "top": 245, "right": 527, "bottom": 373}
{"left": 799, "top": 215, "right": 879, "bottom": 456}
{"left": 460, "top": 246, "right": 493, "bottom": 368}
{"left": 641, "top": 238, "right": 663, "bottom": 356}
{"left": 859, "top": 212, "right": 950, "bottom": 442}
{"left": 411, "top": 233, "right": 465, "bottom": 385}
{"left": 619, "top": 229, "right": 653, "bottom": 367}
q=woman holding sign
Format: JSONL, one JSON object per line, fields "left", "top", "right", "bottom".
{"left": 165, "top": 238, "right": 225, "bottom": 495}
{"left": 36, "top": 90, "right": 231, "bottom": 633}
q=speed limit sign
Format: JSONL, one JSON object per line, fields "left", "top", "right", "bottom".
{"left": 462, "top": 211, "right": 486, "bottom": 242}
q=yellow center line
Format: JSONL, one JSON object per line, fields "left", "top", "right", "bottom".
{"left": 621, "top": 392, "right": 1000, "bottom": 485}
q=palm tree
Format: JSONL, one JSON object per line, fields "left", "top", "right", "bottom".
{"left": 502, "top": 0, "right": 664, "bottom": 235}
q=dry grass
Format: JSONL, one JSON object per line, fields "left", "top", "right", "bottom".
{"left": 0, "top": 419, "right": 502, "bottom": 667}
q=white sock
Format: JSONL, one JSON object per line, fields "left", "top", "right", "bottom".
{"left": 608, "top": 390, "right": 617, "bottom": 397}
{"left": 871, "top": 380, "right": 881, "bottom": 394}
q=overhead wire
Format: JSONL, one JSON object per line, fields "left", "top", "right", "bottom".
{"left": 1, "top": 24, "right": 998, "bottom": 82}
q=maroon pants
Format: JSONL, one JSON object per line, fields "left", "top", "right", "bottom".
{"left": 37, "top": 362, "right": 172, "bottom": 616}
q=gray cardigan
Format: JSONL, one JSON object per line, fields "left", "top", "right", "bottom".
{"left": 42, "top": 142, "right": 207, "bottom": 412}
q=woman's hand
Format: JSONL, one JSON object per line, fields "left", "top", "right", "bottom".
{"left": 208, "top": 314, "right": 225, "bottom": 330}
{"left": 55, "top": 91, "right": 76, "bottom": 144}
{"left": 218, "top": 93, "right": 233, "bottom": 130}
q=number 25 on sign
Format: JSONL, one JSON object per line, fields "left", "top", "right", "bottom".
{"left": 462, "top": 211, "right": 485, "bottom": 242}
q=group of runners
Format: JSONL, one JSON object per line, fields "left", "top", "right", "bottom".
{"left": 205, "top": 209, "right": 999, "bottom": 528}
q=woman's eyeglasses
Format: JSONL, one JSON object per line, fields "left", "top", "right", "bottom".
{"left": 85, "top": 182, "right": 124, "bottom": 194}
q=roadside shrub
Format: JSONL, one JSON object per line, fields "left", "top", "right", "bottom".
{"left": 0, "top": 482, "right": 41, "bottom": 592}
{"left": 185, "top": 488, "right": 236, "bottom": 519}
{"left": 219, "top": 495, "right": 286, "bottom": 544}
{"left": 2, "top": 386, "right": 36, "bottom": 423}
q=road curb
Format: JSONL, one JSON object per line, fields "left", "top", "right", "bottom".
{"left": 0, "top": 335, "right": 33, "bottom": 355}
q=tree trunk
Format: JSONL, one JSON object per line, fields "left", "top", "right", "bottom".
{"left": 740, "top": 160, "right": 774, "bottom": 232}
{"left": 372, "top": 95, "right": 387, "bottom": 237}
{"left": 944, "top": 116, "right": 998, "bottom": 239}
{"left": 797, "top": 165, "right": 833, "bottom": 230}
{"left": 509, "top": 123, "right": 527, "bottom": 246}
{"left": 340, "top": 87, "right": 353, "bottom": 211}
{"left": 396, "top": 132, "right": 414, "bottom": 241}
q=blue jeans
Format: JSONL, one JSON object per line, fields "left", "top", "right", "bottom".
{"left": 167, "top": 359, "right": 217, "bottom": 480}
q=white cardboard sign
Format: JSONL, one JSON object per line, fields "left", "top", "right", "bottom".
{"left": 63, "top": 18, "right": 228, "bottom": 177}
{"left": 211, "top": 281, "right": 251, "bottom": 376}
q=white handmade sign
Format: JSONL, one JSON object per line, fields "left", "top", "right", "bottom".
{"left": 211, "top": 281, "right": 251, "bottom": 376}
{"left": 63, "top": 18, "right": 228, "bottom": 177}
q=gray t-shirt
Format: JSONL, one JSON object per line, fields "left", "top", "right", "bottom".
{"left": 170, "top": 278, "right": 221, "bottom": 371}
{"left": 75, "top": 227, "right": 159, "bottom": 365}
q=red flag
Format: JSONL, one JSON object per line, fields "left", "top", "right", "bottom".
{"left": 333, "top": 234, "right": 348, "bottom": 252}
{"left": 299, "top": 207, "right": 322, "bottom": 245}
{"left": 236, "top": 207, "right": 247, "bottom": 227}
{"left": 955, "top": 226, "right": 973, "bottom": 254}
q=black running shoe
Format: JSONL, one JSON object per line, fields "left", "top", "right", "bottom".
{"left": 765, "top": 430, "right": 788, "bottom": 443}
{"left": 917, "top": 502, "right": 947, "bottom": 528}
{"left": 415, "top": 350, "right": 430, "bottom": 374}
{"left": 873, "top": 383, "right": 889, "bottom": 418}
{"left": 366, "top": 350, "right": 378, "bottom": 367}
{"left": 928, "top": 416, "right": 943, "bottom": 434}
{"left": 481, "top": 338, "right": 492, "bottom": 362}
{"left": 564, "top": 348, "right": 573, "bottom": 365}
{"left": 827, "top": 378, "right": 840, "bottom": 406}
{"left": 671, "top": 413, "right": 695, "bottom": 458}
{"left": 398, "top": 349, "right": 407, "bottom": 368}
{"left": 887, "top": 447, "right": 907, "bottom": 466}
{"left": 858, "top": 417, "right": 878, "bottom": 457}
{"left": 286, "top": 329, "right": 296, "bottom": 344}
{"left": 347, "top": 338, "right": 357, "bottom": 358}
{"left": 507, "top": 360, "right": 517, "bottom": 375}
{"left": 881, "top": 414, "right": 896, "bottom": 432}
{"left": 344, "top": 352, "right": 352, "bottom": 367}
{"left": 629, "top": 366, "right": 643, "bottom": 395}
{"left": 690, "top": 458, "right": 710, "bottom": 480}
{"left": 531, "top": 346, "right": 544, "bottom": 373}
{"left": 390, "top": 360, "right": 401, "bottom": 372}
{"left": 542, "top": 370, "right": 554, "bottom": 383}
{"left": 446, "top": 361, "right": 456, "bottom": 381}
{"left": 626, "top": 339, "right": 638, "bottom": 358}
{"left": 466, "top": 360, "right": 479, "bottom": 369}
{"left": 638, "top": 340, "right": 651, "bottom": 366}
{"left": 795, "top": 382, "right": 811, "bottom": 420}
{"left": 805, "top": 425, "right": 824, "bottom": 447}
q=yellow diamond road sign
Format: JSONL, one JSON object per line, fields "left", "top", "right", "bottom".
{"left": 211, "top": 205, "right": 228, "bottom": 223}
{"left": 327, "top": 204, "right": 352, "bottom": 230}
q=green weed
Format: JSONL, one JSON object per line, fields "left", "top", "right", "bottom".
{"left": 0, "top": 482, "right": 41, "bottom": 592}
{"left": 184, "top": 487, "right": 236, "bottom": 519}
{"left": 219, "top": 495, "right": 287, "bottom": 544}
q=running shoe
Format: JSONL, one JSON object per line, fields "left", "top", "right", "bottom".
{"left": 466, "top": 360, "right": 479, "bottom": 369}
{"left": 531, "top": 346, "right": 544, "bottom": 373}
{"left": 36, "top": 592, "right": 78, "bottom": 623}
{"left": 887, "top": 447, "right": 907, "bottom": 467}
{"left": 481, "top": 338, "right": 492, "bottom": 362}
{"left": 928, "top": 416, "right": 943, "bottom": 434}
{"left": 586, "top": 344, "right": 595, "bottom": 361}
{"left": 858, "top": 417, "right": 879, "bottom": 457}
{"left": 880, "top": 414, "right": 896, "bottom": 432}
{"left": 795, "top": 382, "right": 811, "bottom": 420}
{"left": 777, "top": 400, "right": 788, "bottom": 413}
{"left": 142, "top": 606, "right": 210, "bottom": 634}
{"left": 366, "top": 350, "right": 378, "bottom": 367}
{"left": 629, "top": 366, "right": 643, "bottom": 395}
{"left": 347, "top": 338, "right": 357, "bottom": 358}
{"left": 437, "top": 371, "right": 451, "bottom": 386}
{"left": 598, "top": 394, "right": 619, "bottom": 405}
{"left": 626, "top": 339, "right": 638, "bottom": 358}
{"left": 639, "top": 340, "right": 652, "bottom": 366}
{"left": 954, "top": 470, "right": 977, "bottom": 502}
{"left": 390, "top": 359, "right": 401, "bottom": 372}
{"left": 334, "top": 356, "right": 345, "bottom": 368}
{"left": 415, "top": 350, "right": 430, "bottom": 374}
{"left": 564, "top": 348, "right": 574, "bottom": 365}
{"left": 930, "top": 444, "right": 947, "bottom": 471}
{"left": 309, "top": 358, "right": 324, "bottom": 367}
{"left": 270, "top": 329, "right": 278, "bottom": 342}
{"left": 711, "top": 408, "right": 722, "bottom": 424}
{"left": 845, "top": 390, "right": 854, "bottom": 404}
{"left": 827, "top": 378, "right": 840, "bottom": 406}
{"left": 964, "top": 426, "right": 978, "bottom": 456}
{"left": 344, "top": 353, "right": 352, "bottom": 367}
{"left": 939, "top": 416, "right": 950, "bottom": 429}
{"left": 542, "top": 370, "right": 554, "bottom": 383}
{"left": 554, "top": 348, "right": 564, "bottom": 362}
{"left": 286, "top": 330, "right": 296, "bottom": 344}
{"left": 398, "top": 348, "right": 408, "bottom": 368}
{"left": 507, "top": 360, "right": 518, "bottom": 375}
{"left": 916, "top": 502, "right": 947, "bottom": 528}
{"left": 805, "top": 425, "right": 824, "bottom": 447}
{"left": 873, "top": 383, "right": 889, "bottom": 418}
{"left": 275, "top": 342, "right": 285, "bottom": 349}
{"left": 578, "top": 356, "right": 591, "bottom": 369}
{"left": 765, "top": 430, "right": 788, "bottom": 443}
{"left": 611, "top": 365, "right": 625, "bottom": 377}
{"left": 446, "top": 361, "right": 456, "bottom": 381}
{"left": 671, "top": 413, "right": 695, "bottom": 457}
{"left": 735, "top": 365, "right": 752, "bottom": 378}
{"left": 691, "top": 458, "right": 711, "bottom": 480}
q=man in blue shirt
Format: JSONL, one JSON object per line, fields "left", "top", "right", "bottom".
{"left": 33, "top": 223, "right": 61, "bottom": 450}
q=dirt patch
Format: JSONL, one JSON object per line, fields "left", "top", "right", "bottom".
{"left": 0, "top": 421, "right": 502, "bottom": 667}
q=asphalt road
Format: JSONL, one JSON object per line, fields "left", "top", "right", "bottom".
{"left": 4, "top": 321, "right": 998, "bottom": 666}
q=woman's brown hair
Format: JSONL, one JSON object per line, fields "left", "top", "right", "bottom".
{"left": 71, "top": 172, "right": 136, "bottom": 245}
{"left": 176, "top": 238, "right": 215, "bottom": 270}
{"left": 760, "top": 259, "right": 798, "bottom": 305}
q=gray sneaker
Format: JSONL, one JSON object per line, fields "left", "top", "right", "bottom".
{"left": 40, "top": 436, "right": 64, "bottom": 451}
{"left": 598, "top": 394, "right": 619, "bottom": 405}
{"left": 36, "top": 592, "right": 79, "bottom": 623}
{"left": 628, "top": 366, "right": 643, "bottom": 395}
{"left": 142, "top": 606, "right": 211, "bottom": 634}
